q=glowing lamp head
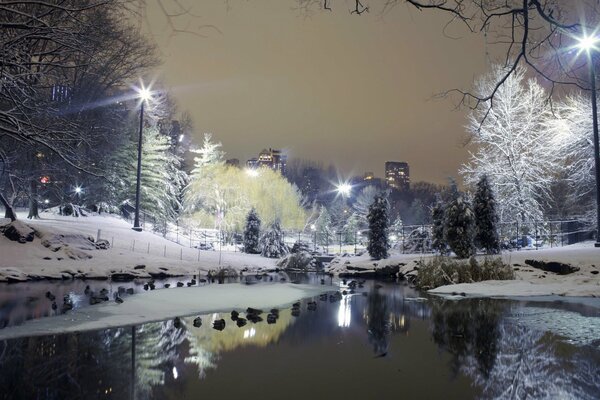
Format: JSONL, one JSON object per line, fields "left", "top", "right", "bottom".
{"left": 75, "top": 186, "right": 82, "bottom": 194}
{"left": 576, "top": 34, "right": 600, "bottom": 53}
{"left": 336, "top": 183, "right": 352, "bottom": 197}
{"left": 138, "top": 87, "right": 152, "bottom": 101}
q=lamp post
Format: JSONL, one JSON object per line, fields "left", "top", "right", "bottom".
{"left": 575, "top": 34, "right": 600, "bottom": 247}
{"left": 132, "top": 86, "right": 151, "bottom": 232}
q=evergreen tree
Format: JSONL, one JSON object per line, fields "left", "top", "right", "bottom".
{"left": 314, "top": 205, "right": 333, "bottom": 246}
{"left": 390, "top": 215, "right": 403, "bottom": 237}
{"left": 367, "top": 193, "right": 390, "bottom": 260}
{"left": 243, "top": 208, "right": 261, "bottom": 254}
{"left": 473, "top": 175, "right": 500, "bottom": 254}
{"left": 444, "top": 185, "right": 476, "bottom": 258}
{"left": 343, "top": 212, "right": 359, "bottom": 244}
{"left": 260, "top": 219, "right": 289, "bottom": 258}
{"left": 431, "top": 194, "right": 448, "bottom": 255}
{"left": 111, "top": 126, "right": 186, "bottom": 222}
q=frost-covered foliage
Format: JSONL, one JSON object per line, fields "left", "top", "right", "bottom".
{"left": 473, "top": 175, "right": 500, "bottom": 254}
{"left": 343, "top": 212, "right": 360, "bottom": 244}
{"left": 353, "top": 185, "right": 379, "bottom": 227}
{"left": 431, "top": 195, "right": 447, "bottom": 255}
{"left": 110, "top": 126, "right": 186, "bottom": 222}
{"left": 277, "top": 251, "right": 321, "bottom": 271}
{"left": 444, "top": 185, "right": 475, "bottom": 259}
{"left": 314, "top": 205, "right": 333, "bottom": 246}
{"left": 546, "top": 93, "right": 597, "bottom": 220}
{"left": 185, "top": 135, "right": 304, "bottom": 231}
{"left": 416, "top": 257, "right": 514, "bottom": 290}
{"left": 260, "top": 220, "right": 289, "bottom": 258}
{"left": 462, "top": 66, "right": 555, "bottom": 223}
{"left": 401, "top": 227, "right": 432, "bottom": 253}
{"left": 367, "top": 193, "right": 389, "bottom": 260}
{"left": 242, "top": 208, "right": 261, "bottom": 254}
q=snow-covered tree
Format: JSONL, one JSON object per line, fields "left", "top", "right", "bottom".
{"left": 546, "top": 93, "right": 597, "bottom": 220}
{"left": 260, "top": 219, "right": 289, "bottom": 258}
{"left": 111, "top": 126, "right": 187, "bottom": 222}
{"left": 431, "top": 195, "right": 448, "bottom": 255}
{"left": 473, "top": 175, "right": 500, "bottom": 254}
{"left": 343, "top": 212, "right": 360, "bottom": 244}
{"left": 444, "top": 185, "right": 476, "bottom": 259}
{"left": 314, "top": 205, "right": 333, "bottom": 246}
{"left": 367, "top": 193, "right": 389, "bottom": 260}
{"left": 461, "top": 66, "right": 556, "bottom": 224}
{"left": 243, "top": 208, "right": 261, "bottom": 254}
{"left": 353, "top": 185, "right": 379, "bottom": 227}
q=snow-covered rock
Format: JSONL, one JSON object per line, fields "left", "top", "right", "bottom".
{"left": 1, "top": 220, "right": 35, "bottom": 243}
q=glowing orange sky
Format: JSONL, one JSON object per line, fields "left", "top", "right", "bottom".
{"left": 146, "top": 1, "right": 488, "bottom": 183}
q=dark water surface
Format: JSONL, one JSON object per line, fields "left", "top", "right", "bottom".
{"left": 0, "top": 277, "right": 599, "bottom": 400}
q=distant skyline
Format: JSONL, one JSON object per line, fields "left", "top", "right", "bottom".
{"left": 146, "top": 1, "right": 489, "bottom": 183}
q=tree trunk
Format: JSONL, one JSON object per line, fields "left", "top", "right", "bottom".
{"left": 1, "top": 192, "right": 16, "bottom": 221}
{"left": 27, "top": 179, "right": 39, "bottom": 219}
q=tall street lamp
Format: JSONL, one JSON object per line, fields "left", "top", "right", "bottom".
{"left": 132, "top": 85, "right": 151, "bottom": 232}
{"left": 575, "top": 34, "right": 600, "bottom": 247}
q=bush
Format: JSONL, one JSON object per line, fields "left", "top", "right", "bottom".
{"left": 277, "top": 251, "right": 322, "bottom": 271}
{"left": 415, "top": 256, "right": 514, "bottom": 290}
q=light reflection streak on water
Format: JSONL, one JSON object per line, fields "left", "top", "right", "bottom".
{"left": 337, "top": 295, "right": 351, "bottom": 327}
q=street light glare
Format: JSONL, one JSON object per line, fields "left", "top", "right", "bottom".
{"left": 138, "top": 87, "right": 152, "bottom": 101}
{"left": 246, "top": 168, "right": 259, "bottom": 177}
{"left": 337, "top": 183, "right": 352, "bottom": 196}
{"left": 75, "top": 186, "right": 82, "bottom": 194}
{"left": 576, "top": 34, "right": 600, "bottom": 52}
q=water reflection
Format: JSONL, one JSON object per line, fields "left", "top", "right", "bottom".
{"left": 0, "top": 280, "right": 598, "bottom": 399}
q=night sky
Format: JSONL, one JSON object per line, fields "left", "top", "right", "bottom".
{"left": 146, "top": 1, "right": 489, "bottom": 183}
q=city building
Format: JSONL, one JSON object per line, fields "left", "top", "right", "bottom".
{"left": 246, "top": 148, "right": 287, "bottom": 175}
{"left": 385, "top": 161, "right": 410, "bottom": 191}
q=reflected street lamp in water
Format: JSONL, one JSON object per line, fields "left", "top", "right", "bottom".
{"left": 574, "top": 33, "right": 600, "bottom": 247}
{"left": 132, "top": 85, "right": 152, "bottom": 232}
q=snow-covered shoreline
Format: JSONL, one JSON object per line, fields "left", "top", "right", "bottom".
{"left": 0, "top": 213, "right": 277, "bottom": 282}
{"left": 0, "top": 282, "right": 329, "bottom": 340}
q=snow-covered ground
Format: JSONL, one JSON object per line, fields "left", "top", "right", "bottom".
{"left": 325, "top": 242, "right": 600, "bottom": 298}
{"left": 0, "top": 212, "right": 277, "bottom": 282}
{"left": 0, "top": 282, "right": 329, "bottom": 340}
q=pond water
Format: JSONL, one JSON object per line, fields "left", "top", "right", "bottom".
{"left": 0, "top": 278, "right": 599, "bottom": 399}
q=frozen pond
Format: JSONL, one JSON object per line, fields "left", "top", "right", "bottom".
{"left": 0, "top": 277, "right": 599, "bottom": 399}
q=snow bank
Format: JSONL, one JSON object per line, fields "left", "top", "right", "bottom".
{"left": 0, "top": 283, "right": 329, "bottom": 340}
{"left": 429, "top": 280, "right": 600, "bottom": 298}
{"left": 0, "top": 213, "right": 278, "bottom": 282}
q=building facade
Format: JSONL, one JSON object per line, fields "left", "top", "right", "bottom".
{"left": 246, "top": 148, "right": 287, "bottom": 175}
{"left": 385, "top": 161, "right": 410, "bottom": 191}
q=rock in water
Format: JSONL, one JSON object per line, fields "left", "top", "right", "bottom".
{"left": 164, "top": 283, "right": 170, "bottom": 288}
{"left": 115, "top": 296, "right": 124, "bottom": 304}
{"left": 193, "top": 317, "right": 202, "bottom": 327}
{"left": 51, "top": 302, "right": 57, "bottom": 310}
{"left": 231, "top": 310, "right": 239, "bottom": 321}
{"left": 236, "top": 318, "right": 247, "bottom": 327}
{"left": 177, "top": 282, "right": 184, "bottom": 287}
{"left": 174, "top": 317, "right": 182, "bottom": 329}
{"left": 126, "top": 288, "right": 134, "bottom": 295}
{"left": 45, "top": 291, "right": 55, "bottom": 301}
{"left": 267, "top": 314, "right": 277, "bottom": 324}
{"left": 143, "top": 283, "right": 149, "bottom": 291}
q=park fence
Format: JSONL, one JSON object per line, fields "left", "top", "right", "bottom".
{"left": 127, "top": 210, "right": 595, "bottom": 257}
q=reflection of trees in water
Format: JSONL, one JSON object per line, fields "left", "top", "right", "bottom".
{"left": 184, "top": 310, "right": 294, "bottom": 378}
{"left": 367, "top": 288, "right": 390, "bottom": 356}
{"left": 430, "top": 300, "right": 600, "bottom": 399}
{"left": 430, "top": 299, "right": 505, "bottom": 378}
{"left": 134, "top": 320, "right": 187, "bottom": 399}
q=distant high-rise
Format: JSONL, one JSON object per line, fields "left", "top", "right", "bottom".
{"left": 385, "top": 161, "right": 410, "bottom": 191}
{"left": 246, "top": 148, "right": 287, "bottom": 175}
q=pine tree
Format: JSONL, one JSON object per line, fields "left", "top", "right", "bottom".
{"left": 260, "top": 219, "right": 289, "bottom": 258}
{"left": 243, "top": 208, "right": 261, "bottom": 254}
{"left": 343, "top": 212, "right": 359, "bottom": 244}
{"left": 473, "top": 175, "right": 500, "bottom": 254}
{"left": 111, "top": 126, "right": 186, "bottom": 222}
{"left": 431, "top": 194, "right": 448, "bottom": 255}
{"left": 444, "top": 185, "right": 476, "bottom": 259}
{"left": 314, "top": 205, "right": 332, "bottom": 246}
{"left": 367, "top": 193, "right": 390, "bottom": 260}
